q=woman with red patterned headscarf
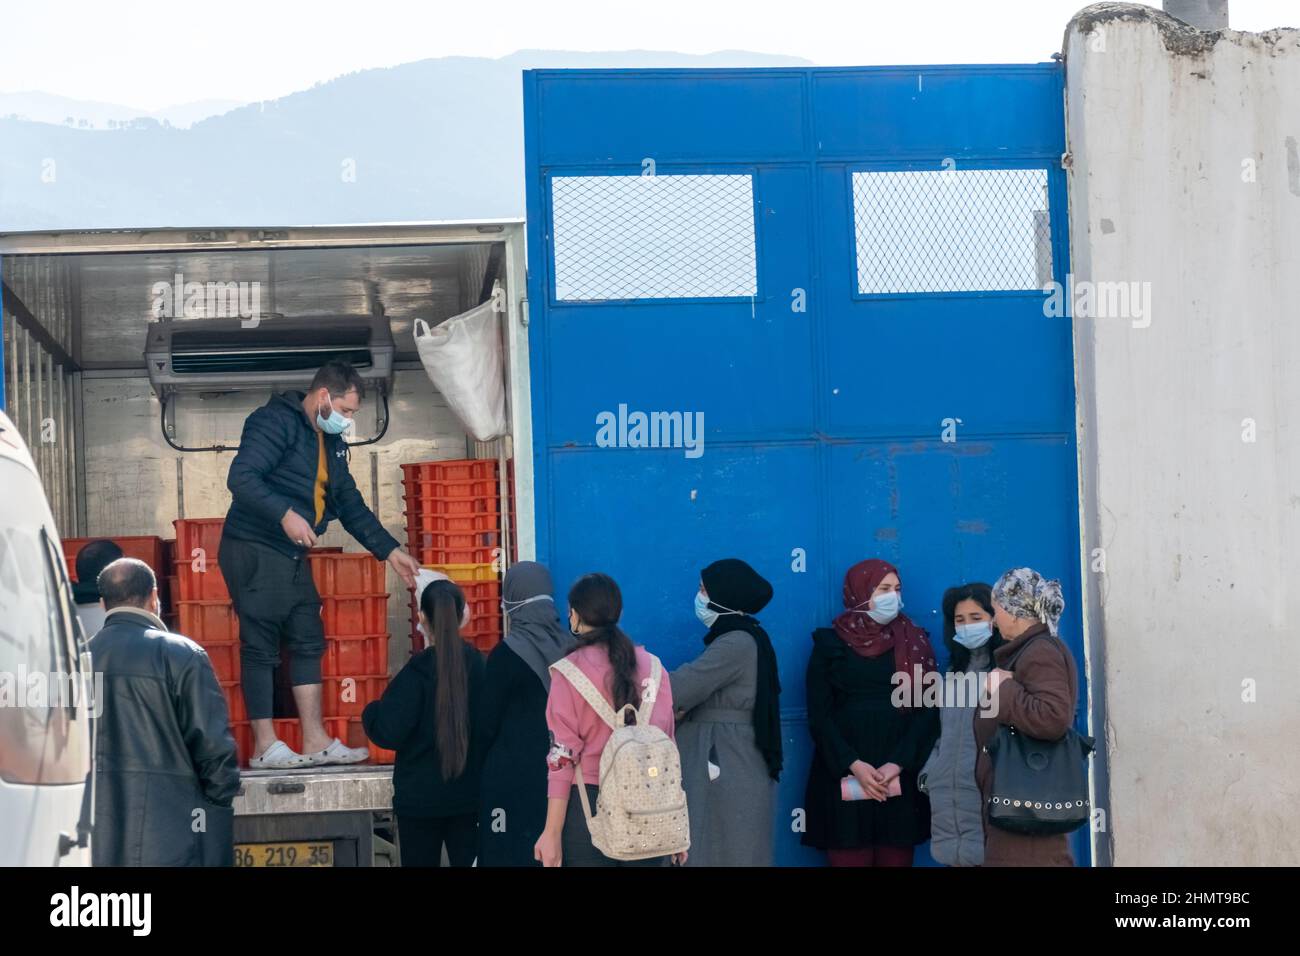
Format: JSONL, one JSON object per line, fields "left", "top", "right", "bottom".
{"left": 801, "top": 558, "right": 940, "bottom": 866}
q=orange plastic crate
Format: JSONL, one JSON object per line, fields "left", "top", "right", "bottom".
{"left": 173, "top": 518, "right": 226, "bottom": 563}
{"left": 410, "top": 544, "right": 500, "bottom": 566}
{"left": 201, "top": 639, "right": 241, "bottom": 683}
{"left": 322, "top": 633, "right": 388, "bottom": 679}
{"left": 62, "top": 535, "right": 165, "bottom": 583}
{"left": 309, "top": 552, "right": 387, "bottom": 596}
{"left": 173, "top": 559, "right": 231, "bottom": 601}
{"left": 320, "top": 593, "right": 389, "bottom": 636}
{"left": 220, "top": 681, "right": 247, "bottom": 724}
{"left": 402, "top": 477, "right": 499, "bottom": 500}
{"left": 176, "top": 600, "right": 239, "bottom": 644}
{"left": 406, "top": 529, "right": 501, "bottom": 553}
{"left": 404, "top": 512, "right": 500, "bottom": 535}
{"left": 402, "top": 494, "right": 498, "bottom": 517}
{"left": 400, "top": 459, "right": 497, "bottom": 483}
{"left": 321, "top": 675, "right": 389, "bottom": 718}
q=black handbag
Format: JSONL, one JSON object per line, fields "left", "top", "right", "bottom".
{"left": 985, "top": 633, "right": 1095, "bottom": 835}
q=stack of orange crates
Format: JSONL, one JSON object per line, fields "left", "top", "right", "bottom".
{"left": 170, "top": 517, "right": 394, "bottom": 766}
{"left": 402, "top": 459, "right": 509, "bottom": 654}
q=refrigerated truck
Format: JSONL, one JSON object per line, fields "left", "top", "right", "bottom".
{"left": 0, "top": 221, "right": 533, "bottom": 866}
{"left": 2, "top": 59, "right": 1097, "bottom": 868}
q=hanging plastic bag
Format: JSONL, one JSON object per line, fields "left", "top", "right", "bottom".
{"left": 413, "top": 283, "right": 507, "bottom": 442}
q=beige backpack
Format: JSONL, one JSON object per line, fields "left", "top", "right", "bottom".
{"left": 550, "top": 655, "right": 690, "bottom": 861}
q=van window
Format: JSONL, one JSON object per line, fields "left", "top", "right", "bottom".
{"left": 0, "top": 458, "right": 89, "bottom": 785}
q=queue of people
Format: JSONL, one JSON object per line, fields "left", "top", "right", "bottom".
{"left": 78, "top": 540, "right": 1077, "bottom": 868}
{"left": 355, "top": 553, "right": 1076, "bottom": 868}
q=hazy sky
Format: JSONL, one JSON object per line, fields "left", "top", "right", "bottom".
{"left": 3, "top": 0, "right": 1295, "bottom": 110}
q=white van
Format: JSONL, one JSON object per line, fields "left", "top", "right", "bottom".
{"left": 0, "top": 409, "right": 94, "bottom": 866}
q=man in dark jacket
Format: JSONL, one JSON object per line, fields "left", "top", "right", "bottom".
{"left": 219, "top": 360, "right": 420, "bottom": 769}
{"left": 89, "top": 558, "right": 239, "bottom": 866}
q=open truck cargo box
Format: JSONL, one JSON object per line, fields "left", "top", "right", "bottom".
{"left": 0, "top": 221, "right": 534, "bottom": 864}
{"left": 0, "top": 220, "right": 535, "bottom": 587}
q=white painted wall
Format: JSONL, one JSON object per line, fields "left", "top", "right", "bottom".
{"left": 1065, "top": 4, "right": 1300, "bottom": 865}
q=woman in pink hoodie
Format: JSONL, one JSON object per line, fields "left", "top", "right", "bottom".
{"left": 534, "top": 572, "right": 686, "bottom": 867}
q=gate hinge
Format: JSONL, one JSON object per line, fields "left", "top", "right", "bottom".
{"left": 1060, "top": 152, "right": 1073, "bottom": 170}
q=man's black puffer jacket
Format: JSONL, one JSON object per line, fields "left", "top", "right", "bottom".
{"left": 89, "top": 607, "right": 240, "bottom": 866}
{"left": 223, "top": 390, "right": 400, "bottom": 559}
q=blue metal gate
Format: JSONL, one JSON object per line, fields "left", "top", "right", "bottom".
{"left": 522, "top": 63, "right": 1085, "bottom": 865}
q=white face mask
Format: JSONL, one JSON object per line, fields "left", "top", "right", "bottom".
{"left": 695, "top": 590, "right": 739, "bottom": 629}
{"left": 857, "top": 589, "right": 901, "bottom": 625}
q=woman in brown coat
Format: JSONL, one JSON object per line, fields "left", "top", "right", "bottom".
{"left": 974, "top": 567, "right": 1078, "bottom": 866}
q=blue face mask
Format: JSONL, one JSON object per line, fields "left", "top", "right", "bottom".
{"left": 316, "top": 394, "right": 352, "bottom": 435}
{"left": 864, "top": 590, "right": 901, "bottom": 625}
{"left": 695, "top": 591, "right": 719, "bottom": 628}
{"left": 696, "top": 590, "right": 740, "bottom": 629}
{"left": 953, "top": 620, "right": 993, "bottom": 650}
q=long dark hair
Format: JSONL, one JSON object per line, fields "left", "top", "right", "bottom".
{"left": 941, "top": 582, "right": 1004, "bottom": 672}
{"left": 567, "top": 573, "right": 641, "bottom": 716}
{"left": 420, "top": 579, "right": 470, "bottom": 780}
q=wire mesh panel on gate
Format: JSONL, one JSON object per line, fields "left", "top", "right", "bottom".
{"left": 852, "top": 168, "right": 1052, "bottom": 295}
{"left": 550, "top": 174, "right": 758, "bottom": 301}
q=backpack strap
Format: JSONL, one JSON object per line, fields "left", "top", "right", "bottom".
{"left": 550, "top": 657, "right": 618, "bottom": 729}
{"left": 635, "top": 655, "right": 662, "bottom": 728}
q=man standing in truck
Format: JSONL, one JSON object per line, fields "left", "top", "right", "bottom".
{"left": 218, "top": 360, "right": 421, "bottom": 770}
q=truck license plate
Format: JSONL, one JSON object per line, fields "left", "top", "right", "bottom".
{"left": 235, "top": 842, "right": 334, "bottom": 867}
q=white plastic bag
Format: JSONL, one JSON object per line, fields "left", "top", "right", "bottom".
{"left": 413, "top": 285, "right": 507, "bottom": 442}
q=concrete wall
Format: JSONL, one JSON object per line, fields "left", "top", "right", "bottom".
{"left": 1065, "top": 3, "right": 1300, "bottom": 864}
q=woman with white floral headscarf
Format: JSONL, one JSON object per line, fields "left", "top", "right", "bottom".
{"left": 973, "top": 567, "right": 1079, "bottom": 866}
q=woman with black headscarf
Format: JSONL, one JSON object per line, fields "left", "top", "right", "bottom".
{"left": 477, "top": 561, "right": 572, "bottom": 866}
{"left": 669, "top": 558, "right": 782, "bottom": 866}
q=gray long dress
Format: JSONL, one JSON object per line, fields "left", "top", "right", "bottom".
{"left": 670, "top": 630, "right": 776, "bottom": 866}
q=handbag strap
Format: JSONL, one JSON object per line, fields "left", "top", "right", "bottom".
{"left": 1001, "top": 630, "right": 1048, "bottom": 672}
{"left": 1001, "top": 630, "right": 1079, "bottom": 733}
